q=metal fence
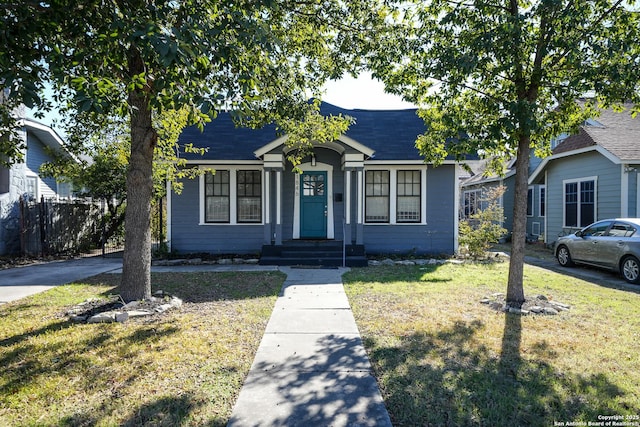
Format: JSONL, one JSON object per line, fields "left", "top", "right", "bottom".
{"left": 19, "top": 197, "right": 165, "bottom": 258}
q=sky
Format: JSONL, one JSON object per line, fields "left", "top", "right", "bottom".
{"left": 26, "top": 72, "right": 417, "bottom": 132}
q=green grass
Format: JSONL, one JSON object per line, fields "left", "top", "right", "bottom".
{"left": 344, "top": 262, "right": 640, "bottom": 427}
{"left": 0, "top": 271, "right": 285, "bottom": 426}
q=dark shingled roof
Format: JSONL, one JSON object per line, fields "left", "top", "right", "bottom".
{"left": 177, "top": 102, "right": 436, "bottom": 161}
{"left": 553, "top": 104, "right": 640, "bottom": 160}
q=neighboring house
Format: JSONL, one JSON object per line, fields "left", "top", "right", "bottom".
{"left": 461, "top": 153, "right": 546, "bottom": 241}
{"left": 168, "top": 102, "right": 471, "bottom": 265}
{"left": 0, "top": 118, "right": 73, "bottom": 254}
{"left": 529, "top": 104, "right": 640, "bottom": 247}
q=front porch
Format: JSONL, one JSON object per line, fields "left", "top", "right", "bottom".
{"left": 259, "top": 240, "right": 367, "bottom": 267}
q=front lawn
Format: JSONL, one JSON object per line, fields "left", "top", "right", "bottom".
{"left": 344, "top": 262, "right": 640, "bottom": 426}
{"left": 0, "top": 271, "right": 285, "bottom": 426}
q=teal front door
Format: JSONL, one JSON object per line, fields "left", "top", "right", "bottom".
{"left": 300, "top": 171, "right": 327, "bottom": 238}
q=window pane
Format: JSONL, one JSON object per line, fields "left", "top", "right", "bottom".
{"left": 397, "top": 170, "right": 421, "bottom": 222}
{"left": 565, "top": 183, "right": 578, "bottom": 227}
{"left": 237, "top": 170, "right": 261, "bottom": 222}
{"left": 527, "top": 188, "right": 533, "bottom": 216}
{"left": 579, "top": 180, "right": 595, "bottom": 227}
{"left": 206, "top": 197, "right": 229, "bottom": 222}
{"left": 366, "top": 171, "right": 390, "bottom": 222}
{"left": 366, "top": 197, "right": 389, "bottom": 222}
{"left": 205, "top": 170, "right": 229, "bottom": 222}
{"left": 540, "top": 187, "right": 546, "bottom": 217}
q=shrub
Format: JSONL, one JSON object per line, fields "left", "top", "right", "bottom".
{"left": 459, "top": 186, "right": 507, "bottom": 259}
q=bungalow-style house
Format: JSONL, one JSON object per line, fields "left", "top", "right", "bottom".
{"left": 0, "top": 118, "right": 74, "bottom": 254}
{"left": 167, "top": 102, "right": 469, "bottom": 265}
{"left": 529, "top": 104, "right": 640, "bottom": 247}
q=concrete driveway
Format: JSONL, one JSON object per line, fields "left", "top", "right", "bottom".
{"left": 0, "top": 257, "right": 122, "bottom": 304}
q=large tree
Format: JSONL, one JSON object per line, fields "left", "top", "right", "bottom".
{"left": 2, "top": 0, "right": 384, "bottom": 301}
{"left": 371, "top": 0, "right": 640, "bottom": 306}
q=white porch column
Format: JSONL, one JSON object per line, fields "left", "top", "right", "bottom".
{"left": 275, "top": 169, "right": 282, "bottom": 245}
{"left": 356, "top": 168, "right": 364, "bottom": 245}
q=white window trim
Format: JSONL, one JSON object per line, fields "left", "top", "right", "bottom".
{"left": 562, "top": 176, "right": 598, "bottom": 228}
{"left": 539, "top": 185, "right": 546, "bottom": 218}
{"left": 199, "top": 166, "right": 264, "bottom": 226}
{"left": 364, "top": 166, "right": 428, "bottom": 225}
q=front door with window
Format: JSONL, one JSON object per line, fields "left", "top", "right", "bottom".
{"left": 300, "top": 171, "right": 327, "bottom": 238}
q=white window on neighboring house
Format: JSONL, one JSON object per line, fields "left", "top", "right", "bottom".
{"left": 57, "top": 180, "right": 73, "bottom": 199}
{"left": 527, "top": 187, "right": 534, "bottom": 216}
{"left": 564, "top": 177, "right": 596, "bottom": 228}
{"left": 463, "top": 189, "right": 481, "bottom": 218}
{"left": 26, "top": 175, "right": 38, "bottom": 200}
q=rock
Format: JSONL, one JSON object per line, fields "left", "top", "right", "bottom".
{"left": 492, "top": 293, "right": 504, "bottom": 298}
{"left": 127, "top": 310, "right": 154, "bottom": 318}
{"left": 395, "top": 260, "right": 415, "bottom": 266}
{"left": 446, "top": 259, "right": 464, "bottom": 265}
{"left": 186, "top": 258, "right": 202, "bottom": 265}
{"left": 70, "top": 315, "right": 88, "bottom": 322}
{"left": 155, "top": 304, "right": 173, "bottom": 313}
{"left": 550, "top": 301, "right": 570, "bottom": 310}
{"left": 218, "top": 258, "right": 233, "bottom": 265}
{"left": 88, "top": 312, "right": 118, "bottom": 323}
{"left": 428, "top": 259, "right": 438, "bottom": 265}
{"left": 381, "top": 259, "right": 395, "bottom": 266}
{"left": 368, "top": 260, "right": 381, "bottom": 266}
{"left": 413, "top": 259, "right": 429, "bottom": 265}
{"left": 508, "top": 307, "right": 529, "bottom": 315}
{"left": 233, "top": 258, "right": 245, "bottom": 264}
{"left": 543, "top": 307, "right": 559, "bottom": 315}
{"left": 537, "top": 295, "right": 548, "bottom": 301}
{"left": 245, "top": 259, "right": 260, "bottom": 264}
{"left": 529, "top": 306, "right": 543, "bottom": 313}
{"left": 480, "top": 298, "right": 491, "bottom": 304}
{"left": 115, "top": 312, "right": 129, "bottom": 322}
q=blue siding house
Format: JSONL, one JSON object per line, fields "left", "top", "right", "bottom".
{"left": 0, "top": 118, "right": 73, "bottom": 254}
{"left": 528, "top": 104, "right": 640, "bottom": 247}
{"left": 168, "top": 103, "right": 465, "bottom": 265}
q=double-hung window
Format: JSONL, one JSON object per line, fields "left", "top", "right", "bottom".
{"left": 397, "top": 170, "right": 421, "bottom": 222}
{"left": 204, "top": 170, "right": 230, "bottom": 222}
{"left": 564, "top": 178, "right": 596, "bottom": 228}
{"left": 527, "top": 187, "right": 534, "bottom": 216}
{"left": 463, "top": 189, "right": 481, "bottom": 218}
{"left": 365, "top": 170, "right": 390, "bottom": 223}
{"left": 237, "top": 170, "right": 261, "bottom": 223}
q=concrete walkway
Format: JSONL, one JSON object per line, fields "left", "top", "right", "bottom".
{"left": 0, "top": 256, "right": 122, "bottom": 304}
{"left": 227, "top": 267, "right": 392, "bottom": 427}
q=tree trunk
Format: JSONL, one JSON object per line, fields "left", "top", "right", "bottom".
{"left": 506, "top": 134, "right": 530, "bottom": 306}
{"left": 120, "top": 48, "right": 156, "bottom": 302}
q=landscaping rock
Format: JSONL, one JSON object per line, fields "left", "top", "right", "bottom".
{"left": 186, "top": 258, "right": 202, "bottom": 265}
{"left": 245, "top": 259, "right": 260, "bottom": 264}
{"left": 381, "top": 259, "right": 395, "bottom": 266}
{"left": 543, "top": 307, "right": 559, "bottom": 315}
{"left": 218, "top": 258, "right": 233, "bottom": 265}
{"left": 368, "top": 260, "right": 381, "bottom": 266}
{"left": 233, "top": 258, "right": 245, "bottom": 264}
{"left": 395, "top": 260, "right": 415, "bottom": 266}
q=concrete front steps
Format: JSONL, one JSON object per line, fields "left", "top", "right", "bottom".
{"left": 259, "top": 240, "right": 368, "bottom": 267}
